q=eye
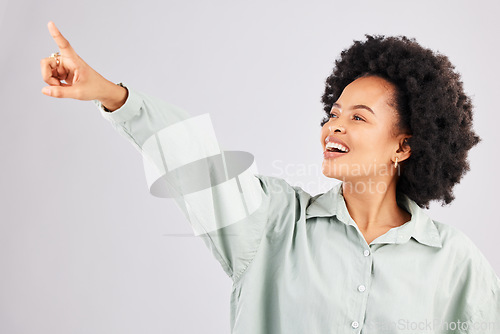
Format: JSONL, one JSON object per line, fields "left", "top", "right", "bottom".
{"left": 329, "top": 112, "right": 365, "bottom": 122}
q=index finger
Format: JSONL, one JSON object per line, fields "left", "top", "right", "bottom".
{"left": 47, "top": 21, "right": 76, "bottom": 56}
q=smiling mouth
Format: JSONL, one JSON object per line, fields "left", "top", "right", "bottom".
{"left": 326, "top": 147, "right": 348, "bottom": 153}
{"left": 324, "top": 140, "right": 350, "bottom": 153}
{"left": 323, "top": 143, "right": 350, "bottom": 159}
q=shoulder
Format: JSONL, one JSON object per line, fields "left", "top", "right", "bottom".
{"left": 253, "top": 174, "right": 313, "bottom": 229}
{"left": 433, "top": 220, "right": 476, "bottom": 251}
{"left": 254, "top": 174, "right": 295, "bottom": 194}
{"left": 433, "top": 220, "right": 499, "bottom": 279}
{"left": 254, "top": 174, "right": 312, "bottom": 201}
{"left": 433, "top": 220, "right": 483, "bottom": 260}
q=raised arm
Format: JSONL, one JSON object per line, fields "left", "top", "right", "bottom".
{"left": 39, "top": 22, "right": 287, "bottom": 283}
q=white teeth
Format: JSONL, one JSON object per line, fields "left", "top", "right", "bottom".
{"left": 325, "top": 142, "right": 349, "bottom": 152}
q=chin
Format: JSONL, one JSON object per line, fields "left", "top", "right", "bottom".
{"left": 321, "top": 167, "right": 347, "bottom": 181}
{"left": 321, "top": 159, "right": 350, "bottom": 178}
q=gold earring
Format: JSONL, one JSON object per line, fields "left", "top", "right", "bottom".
{"left": 394, "top": 157, "right": 398, "bottom": 169}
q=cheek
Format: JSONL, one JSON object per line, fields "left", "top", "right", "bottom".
{"left": 353, "top": 131, "right": 392, "bottom": 156}
{"left": 320, "top": 127, "right": 329, "bottom": 143}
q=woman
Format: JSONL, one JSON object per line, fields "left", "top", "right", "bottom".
{"left": 40, "top": 21, "right": 499, "bottom": 333}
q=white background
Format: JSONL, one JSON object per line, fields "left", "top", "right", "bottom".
{"left": 1, "top": 0, "right": 499, "bottom": 333}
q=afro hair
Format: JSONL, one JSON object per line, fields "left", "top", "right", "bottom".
{"left": 320, "top": 35, "right": 481, "bottom": 209}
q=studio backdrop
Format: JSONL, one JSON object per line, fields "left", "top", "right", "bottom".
{"left": 0, "top": 0, "right": 498, "bottom": 333}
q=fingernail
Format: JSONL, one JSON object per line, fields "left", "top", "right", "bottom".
{"left": 42, "top": 87, "right": 51, "bottom": 95}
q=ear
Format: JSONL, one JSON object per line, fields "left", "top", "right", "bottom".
{"left": 396, "top": 135, "right": 412, "bottom": 163}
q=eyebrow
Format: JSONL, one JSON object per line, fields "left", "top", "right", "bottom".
{"left": 331, "top": 102, "right": 375, "bottom": 115}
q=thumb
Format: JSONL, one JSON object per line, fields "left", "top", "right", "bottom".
{"left": 42, "top": 85, "right": 78, "bottom": 99}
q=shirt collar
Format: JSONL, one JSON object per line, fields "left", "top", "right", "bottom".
{"left": 305, "top": 182, "right": 442, "bottom": 248}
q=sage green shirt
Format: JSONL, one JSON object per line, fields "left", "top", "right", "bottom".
{"left": 95, "top": 85, "right": 500, "bottom": 334}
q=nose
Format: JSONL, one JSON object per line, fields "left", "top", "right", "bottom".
{"left": 329, "top": 124, "right": 345, "bottom": 133}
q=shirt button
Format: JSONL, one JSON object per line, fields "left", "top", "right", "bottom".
{"left": 363, "top": 249, "right": 370, "bottom": 256}
{"left": 351, "top": 321, "right": 359, "bottom": 329}
{"left": 358, "top": 284, "right": 366, "bottom": 292}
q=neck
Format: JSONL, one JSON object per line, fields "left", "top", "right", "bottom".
{"left": 341, "top": 177, "right": 410, "bottom": 233}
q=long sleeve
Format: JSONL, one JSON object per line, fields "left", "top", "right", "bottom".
{"left": 445, "top": 235, "right": 500, "bottom": 333}
{"left": 94, "top": 85, "right": 273, "bottom": 283}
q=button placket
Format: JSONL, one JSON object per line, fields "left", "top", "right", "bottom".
{"left": 348, "top": 246, "right": 372, "bottom": 332}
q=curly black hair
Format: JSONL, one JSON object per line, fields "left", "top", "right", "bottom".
{"left": 320, "top": 35, "right": 481, "bottom": 209}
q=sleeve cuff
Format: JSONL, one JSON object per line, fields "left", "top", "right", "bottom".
{"left": 93, "top": 84, "right": 144, "bottom": 124}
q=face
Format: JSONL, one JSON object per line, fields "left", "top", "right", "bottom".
{"left": 321, "top": 75, "right": 410, "bottom": 186}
